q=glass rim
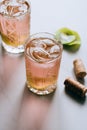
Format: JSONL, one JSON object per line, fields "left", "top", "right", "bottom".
{"left": 25, "top": 32, "right": 63, "bottom": 64}
{"left": 0, "top": 0, "right": 31, "bottom": 18}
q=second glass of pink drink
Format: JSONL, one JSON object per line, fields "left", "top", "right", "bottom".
{"left": 25, "top": 32, "right": 63, "bottom": 95}
{"left": 0, "top": 0, "right": 31, "bottom": 53}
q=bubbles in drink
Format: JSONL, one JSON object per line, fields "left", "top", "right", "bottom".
{"left": 0, "top": 0, "right": 29, "bottom": 17}
{"left": 26, "top": 38, "right": 61, "bottom": 63}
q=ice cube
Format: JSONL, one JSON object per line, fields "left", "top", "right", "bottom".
{"left": 19, "top": 2, "right": 28, "bottom": 13}
{"left": 50, "top": 45, "right": 60, "bottom": 54}
{"left": 0, "top": 2, "right": 6, "bottom": 14}
{"left": 2, "top": 0, "right": 10, "bottom": 5}
{"left": 17, "top": 0, "right": 25, "bottom": 4}
{"left": 42, "top": 39, "right": 55, "bottom": 47}
{"left": 49, "top": 45, "right": 60, "bottom": 58}
{"left": 30, "top": 47, "right": 50, "bottom": 62}
{"left": 0, "top": 0, "right": 29, "bottom": 16}
{"left": 7, "top": 5, "right": 21, "bottom": 16}
{"left": 30, "top": 39, "right": 47, "bottom": 49}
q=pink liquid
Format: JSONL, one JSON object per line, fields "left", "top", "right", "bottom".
{"left": 0, "top": 0, "right": 30, "bottom": 47}
{"left": 25, "top": 37, "right": 62, "bottom": 94}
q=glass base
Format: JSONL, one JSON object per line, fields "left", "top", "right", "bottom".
{"left": 27, "top": 83, "right": 57, "bottom": 95}
{"left": 2, "top": 41, "right": 24, "bottom": 54}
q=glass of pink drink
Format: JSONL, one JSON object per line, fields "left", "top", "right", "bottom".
{"left": 25, "top": 32, "right": 63, "bottom": 95}
{"left": 0, "top": 0, "right": 30, "bottom": 53}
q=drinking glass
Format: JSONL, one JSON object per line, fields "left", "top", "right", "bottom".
{"left": 0, "top": 0, "right": 31, "bottom": 53}
{"left": 25, "top": 32, "right": 63, "bottom": 95}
